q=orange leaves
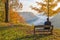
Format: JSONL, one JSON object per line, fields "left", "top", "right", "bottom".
{"left": 9, "top": 0, "right": 24, "bottom": 24}
{"left": 1, "top": 0, "right": 6, "bottom": 3}
{"left": 0, "top": 0, "right": 24, "bottom": 23}
{"left": 9, "top": 9, "right": 25, "bottom": 24}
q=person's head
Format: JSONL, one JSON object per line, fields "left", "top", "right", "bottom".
{"left": 47, "top": 18, "right": 49, "bottom": 21}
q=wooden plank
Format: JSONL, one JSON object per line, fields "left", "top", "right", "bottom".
{"left": 36, "top": 32, "right": 51, "bottom": 35}
{"left": 34, "top": 25, "right": 53, "bottom": 35}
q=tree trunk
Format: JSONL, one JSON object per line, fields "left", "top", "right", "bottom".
{"left": 5, "top": 0, "right": 9, "bottom": 22}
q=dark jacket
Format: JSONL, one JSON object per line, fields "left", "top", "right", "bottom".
{"left": 44, "top": 21, "right": 51, "bottom": 25}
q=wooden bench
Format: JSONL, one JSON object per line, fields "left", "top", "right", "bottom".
{"left": 34, "top": 25, "right": 53, "bottom": 35}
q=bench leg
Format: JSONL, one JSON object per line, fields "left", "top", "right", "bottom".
{"left": 34, "top": 27, "right": 36, "bottom": 40}
{"left": 49, "top": 31, "right": 53, "bottom": 35}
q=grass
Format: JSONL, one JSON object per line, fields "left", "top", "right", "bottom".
{"left": 0, "top": 23, "right": 60, "bottom": 40}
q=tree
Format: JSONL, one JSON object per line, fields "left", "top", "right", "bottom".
{"left": 9, "top": 0, "right": 25, "bottom": 24}
{"left": 0, "top": 0, "right": 26, "bottom": 24}
{"left": 1, "top": 0, "right": 23, "bottom": 23}
{"left": 31, "top": 0, "right": 60, "bottom": 17}
{"left": 9, "top": 9, "right": 25, "bottom": 24}
{"left": 5, "top": 0, "right": 9, "bottom": 22}
{"left": 9, "top": 0, "right": 23, "bottom": 11}
{"left": 0, "top": 0, "right": 5, "bottom": 22}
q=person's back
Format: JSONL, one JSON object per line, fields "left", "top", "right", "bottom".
{"left": 44, "top": 18, "right": 51, "bottom": 25}
{"left": 44, "top": 21, "right": 51, "bottom": 25}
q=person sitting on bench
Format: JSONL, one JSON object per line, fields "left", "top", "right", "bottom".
{"left": 44, "top": 18, "right": 52, "bottom": 29}
{"left": 44, "top": 18, "right": 51, "bottom": 25}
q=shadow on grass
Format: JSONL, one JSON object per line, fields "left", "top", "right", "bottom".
{"left": 0, "top": 25, "right": 24, "bottom": 31}
{"left": 0, "top": 26, "right": 11, "bottom": 31}
{"left": 15, "top": 34, "right": 52, "bottom": 40}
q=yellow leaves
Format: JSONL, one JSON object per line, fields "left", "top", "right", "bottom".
{"left": 56, "top": 8, "right": 60, "bottom": 12}
{"left": 44, "top": 0, "right": 54, "bottom": 3}
{"left": 0, "top": 13, "right": 5, "bottom": 22}
{"left": 32, "top": 7, "right": 39, "bottom": 11}
{"left": 31, "top": 7, "right": 42, "bottom": 13}
{"left": 58, "top": 0, "right": 60, "bottom": 2}
{"left": 49, "top": 3, "right": 57, "bottom": 9}
{"left": 36, "top": 2, "right": 47, "bottom": 6}
{"left": 31, "top": 0, "right": 60, "bottom": 17}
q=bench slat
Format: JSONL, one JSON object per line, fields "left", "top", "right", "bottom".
{"left": 34, "top": 25, "right": 53, "bottom": 35}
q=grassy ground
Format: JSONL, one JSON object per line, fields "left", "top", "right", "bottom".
{"left": 0, "top": 23, "right": 60, "bottom": 40}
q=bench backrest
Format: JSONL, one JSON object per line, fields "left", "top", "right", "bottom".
{"left": 34, "top": 25, "right": 53, "bottom": 34}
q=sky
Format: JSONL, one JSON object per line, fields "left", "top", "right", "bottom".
{"left": 19, "top": 0, "right": 60, "bottom": 12}
{"left": 19, "top": 0, "right": 43, "bottom": 12}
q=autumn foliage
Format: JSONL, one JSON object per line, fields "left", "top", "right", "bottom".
{"left": 9, "top": 9, "right": 25, "bottom": 24}
{"left": 0, "top": 0, "right": 25, "bottom": 24}
{"left": 31, "top": 0, "right": 60, "bottom": 16}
